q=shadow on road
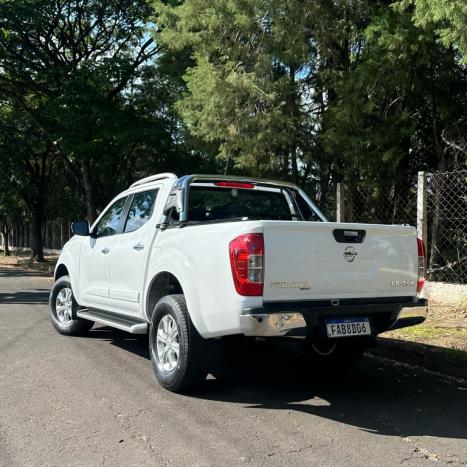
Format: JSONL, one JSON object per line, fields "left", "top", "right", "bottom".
{"left": 88, "top": 326, "right": 150, "bottom": 360}
{"left": 0, "top": 289, "right": 50, "bottom": 304}
{"left": 0, "top": 267, "right": 51, "bottom": 278}
{"left": 87, "top": 328, "right": 467, "bottom": 442}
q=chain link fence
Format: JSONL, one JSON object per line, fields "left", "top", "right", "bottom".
{"left": 336, "top": 169, "right": 466, "bottom": 285}
{"left": 427, "top": 170, "right": 466, "bottom": 284}
{"left": 336, "top": 178, "right": 417, "bottom": 226}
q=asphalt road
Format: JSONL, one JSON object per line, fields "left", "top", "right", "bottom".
{"left": 0, "top": 268, "right": 466, "bottom": 466}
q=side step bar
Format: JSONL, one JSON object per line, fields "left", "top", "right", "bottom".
{"left": 77, "top": 309, "right": 148, "bottom": 334}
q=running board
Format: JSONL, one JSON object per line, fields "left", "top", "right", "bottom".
{"left": 77, "top": 309, "right": 148, "bottom": 334}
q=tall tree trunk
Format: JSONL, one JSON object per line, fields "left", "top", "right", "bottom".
{"left": 81, "top": 159, "right": 98, "bottom": 223}
{"left": 1, "top": 227, "right": 10, "bottom": 256}
{"left": 31, "top": 205, "right": 45, "bottom": 262}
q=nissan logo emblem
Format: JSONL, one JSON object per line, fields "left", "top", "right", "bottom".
{"left": 343, "top": 246, "right": 358, "bottom": 262}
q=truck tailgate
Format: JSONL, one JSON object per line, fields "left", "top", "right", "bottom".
{"left": 262, "top": 221, "right": 418, "bottom": 301}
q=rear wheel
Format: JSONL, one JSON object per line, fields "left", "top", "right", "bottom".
{"left": 149, "top": 294, "right": 208, "bottom": 392}
{"left": 49, "top": 275, "right": 93, "bottom": 336}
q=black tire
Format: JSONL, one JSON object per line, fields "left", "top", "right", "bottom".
{"left": 302, "top": 338, "right": 366, "bottom": 370}
{"left": 149, "top": 294, "right": 208, "bottom": 392}
{"left": 49, "top": 275, "right": 93, "bottom": 336}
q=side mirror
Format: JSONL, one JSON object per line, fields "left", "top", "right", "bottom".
{"left": 71, "top": 221, "right": 90, "bottom": 236}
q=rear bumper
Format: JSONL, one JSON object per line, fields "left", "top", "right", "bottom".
{"left": 240, "top": 297, "right": 428, "bottom": 339}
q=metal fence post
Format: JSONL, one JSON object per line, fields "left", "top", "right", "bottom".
{"left": 336, "top": 182, "right": 345, "bottom": 223}
{"left": 417, "top": 171, "right": 427, "bottom": 250}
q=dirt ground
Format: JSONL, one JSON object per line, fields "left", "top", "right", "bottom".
{"left": 0, "top": 251, "right": 58, "bottom": 275}
{"left": 383, "top": 282, "right": 467, "bottom": 351}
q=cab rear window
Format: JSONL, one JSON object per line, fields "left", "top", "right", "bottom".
{"left": 188, "top": 187, "right": 293, "bottom": 222}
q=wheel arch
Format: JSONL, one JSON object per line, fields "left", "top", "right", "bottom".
{"left": 53, "top": 247, "right": 81, "bottom": 304}
{"left": 146, "top": 271, "right": 184, "bottom": 322}
{"left": 145, "top": 269, "right": 206, "bottom": 336}
{"left": 55, "top": 263, "right": 69, "bottom": 281}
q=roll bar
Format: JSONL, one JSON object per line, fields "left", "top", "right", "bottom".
{"left": 160, "top": 174, "right": 327, "bottom": 229}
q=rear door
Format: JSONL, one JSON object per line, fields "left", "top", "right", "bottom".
{"left": 108, "top": 188, "right": 160, "bottom": 315}
{"left": 262, "top": 221, "right": 418, "bottom": 301}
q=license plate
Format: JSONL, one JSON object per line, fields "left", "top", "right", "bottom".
{"left": 326, "top": 318, "right": 371, "bottom": 338}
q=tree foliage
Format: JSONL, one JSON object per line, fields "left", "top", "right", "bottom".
{"left": 395, "top": 0, "right": 467, "bottom": 63}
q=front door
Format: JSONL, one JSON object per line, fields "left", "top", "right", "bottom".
{"left": 79, "top": 196, "right": 128, "bottom": 309}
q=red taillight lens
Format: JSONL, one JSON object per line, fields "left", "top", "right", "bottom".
{"left": 229, "top": 233, "right": 264, "bottom": 296}
{"left": 417, "top": 237, "right": 426, "bottom": 293}
{"left": 215, "top": 181, "right": 255, "bottom": 189}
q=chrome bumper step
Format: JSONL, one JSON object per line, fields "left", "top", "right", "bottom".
{"left": 77, "top": 309, "right": 148, "bottom": 334}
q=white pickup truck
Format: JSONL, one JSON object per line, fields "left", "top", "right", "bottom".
{"left": 50, "top": 173, "right": 428, "bottom": 391}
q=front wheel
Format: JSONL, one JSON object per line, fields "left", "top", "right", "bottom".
{"left": 149, "top": 294, "right": 208, "bottom": 392}
{"left": 49, "top": 275, "right": 93, "bottom": 336}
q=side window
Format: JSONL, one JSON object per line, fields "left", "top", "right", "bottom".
{"left": 96, "top": 197, "right": 128, "bottom": 237}
{"left": 124, "top": 190, "right": 158, "bottom": 233}
{"left": 292, "top": 191, "right": 322, "bottom": 222}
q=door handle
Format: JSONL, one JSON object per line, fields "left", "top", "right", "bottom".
{"left": 133, "top": 243, "right": 144, "bottom": 252}
{"left": 101, "top": 247, "right": 110, "bottom": 254}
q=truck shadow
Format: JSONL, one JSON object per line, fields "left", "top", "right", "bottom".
{"left": 203, "top": 341, "right": 467, "bottom": 442}
{"left": 89, "top": 326, "right": 150, "bottom": 360}
{"left": 92, "top": 328, "right": 467, "bottom": 442}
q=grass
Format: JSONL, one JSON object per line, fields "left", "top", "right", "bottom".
{"left": 389, "top": 324, "right": 467, "bottom": 340}
{"left": 384, "top": 323, "right": 467, "bottom": 363}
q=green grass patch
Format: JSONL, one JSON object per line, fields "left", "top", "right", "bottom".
{"left": 388, "top": 325, "right": 467, "bottom": 340}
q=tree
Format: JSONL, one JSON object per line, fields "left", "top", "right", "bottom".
{"left": 0, "top": 99, "right": 56, "bottom": 260}
{"left": 156, "top": 0, "right": 318, "bottom": 178}
{"left": 322, "top": 4, "right": 467, "bottom": 178}
{"left": 395, "top": 0, "right": 467, "bottom": 63}
{"left": 154, "top": 0, "right": 379, "bottom": 211}
{"left": 0, "top": 0, "right": 160, "bottom": 223}
{"left": 0, "top": 185, "right": 19, "bottom": 256}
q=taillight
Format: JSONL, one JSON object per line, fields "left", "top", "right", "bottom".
{"left": 417, "top": 237, "right": 426, "bottom": 293}
{"left": 229, "top": 233, "right": 264, "bottom": 296}
{"left": 215, "top": 181, "right": 255, "bottom": 189}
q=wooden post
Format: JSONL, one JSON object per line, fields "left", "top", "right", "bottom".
{"left": 336, "top": 182, "right": 345, "bottom": 223}
{"left": 417, "top": 171, "right": 427, "bottom": 250}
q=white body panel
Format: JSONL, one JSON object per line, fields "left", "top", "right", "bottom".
{"left": 55, "top": 176, "right": 420, "bottom": 339}
{"left": 145, "top": 221, "right": 263, "bottom": 337}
